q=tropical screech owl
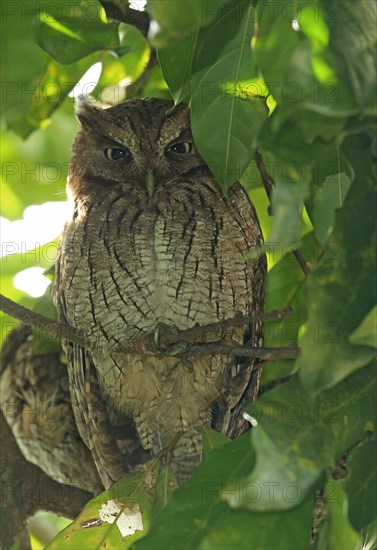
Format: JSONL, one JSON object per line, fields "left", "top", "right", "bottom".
{"left": 53, "top": 97, "right": 266, "bottom": 486}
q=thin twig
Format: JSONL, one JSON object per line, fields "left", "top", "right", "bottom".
{"left": 182, "top": 343, "right": 299, "bottom": 361}
{"left": 254, "top": 150, "right": 311, "bottom": 276}
{"left": 254, "top": 150, "right": 274, "bottom": 201}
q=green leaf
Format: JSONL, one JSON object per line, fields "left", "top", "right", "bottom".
{"left": 147, "top": 0, "right": 229, "bottom": 49}
{"left": 7, "top": 55, "right": 99, "bottom": 138}
{"left": 46, "top": 462, "right": 159, "bottom": 549}
{"left": 311, "top": 172, "right": 352, "bottom": 246}
{"left": 151, "top": 466, "right": 178, "bottom": 521}
{"left": 229, "top": 362, "right": 376, "bottom": 511}
{"left": 191, "top": 1, "right": 268, "bottom": 190}
{"left": 134, "top": 434, "right": 314, "bottom": 549}
{"left": 322, "top": 0, "right": 377, "bottom": 112}
{"left": 300, "top": 137, "right": 376, "bottom": 393}
{"left": 349, "top": 306, "right": 377, "bottom": 349}
{"left": 322, "top": 481, "right": 361, "bottom": 550}
{"left": 203, "top": 427, "right": 230, "bottom": 454}
{"left": 230, "top": 377, "right": 329, "bottom": 511}
{"left": 157, "top": 32, "right": 197, "bottom": 104}
{"left": 133, "top": 434, "right": 253, "bottom": 549}
{"left": 262, "top": 153, "right": 310, "bottom": 251}
{"left": 262, "top": 232, "right": 319, "bottom": 384}
{"left": 344, "top": 441, "right": 377, "bottom": 531}
{"left": 0, "top": 0, "right": 53, "bottom": 120}
{"left": 36, "top": 0, "right": 120, "bottom": 64}
{"left": 254, "top": 1, "right": 376, "bottom": 144}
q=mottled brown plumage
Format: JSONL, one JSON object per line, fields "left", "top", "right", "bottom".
{"left": 53, "top": 97, "right": 266, "bottom": 485}
{"left": 0, "top": 324, "right": 101, "bottom": 492}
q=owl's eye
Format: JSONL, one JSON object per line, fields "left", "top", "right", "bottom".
{"left": 169, "top": 142, "right": 193, "bottom": 155}
{"left": 104, "top": 147, "right": 128, "bottom": 160}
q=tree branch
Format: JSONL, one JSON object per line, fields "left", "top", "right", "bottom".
{"left": 254, "top": 150, "right": 311, "bottom": 276}
{"left": 125, "top": 50, "right": 158, "bottom": 99}
{"left": 0, "top": 411, "right": 94, "bottom": 550}
{"left": 0, "top": 294, "right": 296, "bottom": 360}
{"left": 100, "top": 1, "right": 150, "bottom": 36}
{"left": 0, "top": 294, "right": 86, "bottom": 348}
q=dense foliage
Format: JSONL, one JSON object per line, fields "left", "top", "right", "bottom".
{"left": 1, "top": 0, "right": 376, "bottom": 548}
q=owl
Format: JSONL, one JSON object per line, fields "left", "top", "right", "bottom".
{"left": 53, "top": 97, "right": 266, "bottom": 486}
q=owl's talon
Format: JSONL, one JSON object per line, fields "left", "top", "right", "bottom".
{"left": 166, "top": 342, "right": 188, "bottom": 357}
{"left": 154, "top": 325, "right": 162, "bottom": 350}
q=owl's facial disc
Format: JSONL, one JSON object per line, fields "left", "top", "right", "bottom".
{"left": 70, "top": 97, "right": 208, "bottom": 197}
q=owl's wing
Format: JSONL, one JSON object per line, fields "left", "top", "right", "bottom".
{"left": 0, "top": 324, "right": 101, "bottom": 491}
{"left": 212, "top": 183, "right": 267, "bottom": 439}
{"left": 63, "top": 339, "right": 148, "bottom": 488}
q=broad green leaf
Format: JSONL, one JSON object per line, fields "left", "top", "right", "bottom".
{"left": 349, "top": 306, "right": 377, "bottom": 349}
{"left": 134, "top": 434, "right": 314, "bottom": 549}
{"left": 262, "top": 232, "right": 319, "bottom": 384}
{"left": 1, "top": 118, "right": 71, "bottom": 212}
{"left": 197, "top": 498, "right": 314, "bottom": 550}
{"left": 203, "top": 427, "right": 230, "bottom": 454}
{"left": 311, "top": 172, "right": 352, "bottom": 246}
{"left": 7, "top": 55, "right": 99, "bottom": 138}
{"left": 322, "top": 481, "right": 361, "bottom": 550}
{"left": 322, "top": 0, "right": 377, "bottom": 112}
{"left": 230, "top": 362, "right": 376, "bottom": 511}
{"left": 141, "top": 65, "right": 170, "bottom": 100}
{"left": 150, "top": 466, "right": 178, "bottom": 522}
{"left": 344, "top": 441, "right": 377, "bottom": 531}
{"left": 36, "top": 1, "right": 120, "bottom": 64}
{"left": 147, "top": 0, "right": 230, "bottom": 49}
{"left": 1, "top": 0, "right": 47, "bottom": 117}
{"left": 318, "top": 363, "right": 376, "bottom": 461}
{"left": 133, "top": 434, "right": 254, "bottom": 548}
{"left": 300, "top": 137, "right": 376, "bottom": 393}
{"left": 263, "top": 153, "right": 310, "bottom": 251}
{"left": 254, "top": 0, "right": 370, "bottom": 142}
{"left": 191, "top": 1, "right": 268, "bottom": 190}
{"left": 157, "top": 32, "right": 197, "bottom": 104}
{"left": 93, "top": 26, "right": 150, "bottom": 103}
{"left": 46, "top": 462, "right": 159, "bottom": 549}
{"left": 230, "top": 377, "right": 330, "bottom": 511}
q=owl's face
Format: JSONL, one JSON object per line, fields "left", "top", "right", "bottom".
{"left": 68, "top": 98, "right": 208, "bottom": 199}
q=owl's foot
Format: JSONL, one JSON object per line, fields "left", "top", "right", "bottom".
{"left": 153, "top": 323, "right": 188, "bottom": 357}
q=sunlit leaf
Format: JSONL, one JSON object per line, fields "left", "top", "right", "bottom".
{"left": 147, "top": 0, "right": 230, "bottom": 48}
{"left": 191, "top": 0, "right": 268, "bottom": 190}
{"left": 349, "top": 306, "right": 377, "bottom": 349}
{"left": 46, "top": 462, "right": 159, "bottom": 549}
{"left": 36, "top": 0, "right": 119, "bottom": 64}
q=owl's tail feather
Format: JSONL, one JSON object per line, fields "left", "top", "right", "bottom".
{"left": 155, "top": 429, "right": 203, "bottom": 485}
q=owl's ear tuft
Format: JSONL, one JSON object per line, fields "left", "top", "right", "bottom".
{"left": 75, "top": 95, "right": 103, "bottom": 129}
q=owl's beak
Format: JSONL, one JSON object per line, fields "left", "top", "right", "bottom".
{"left": 145, "top": 170, "right": 155, "bottom": 196}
